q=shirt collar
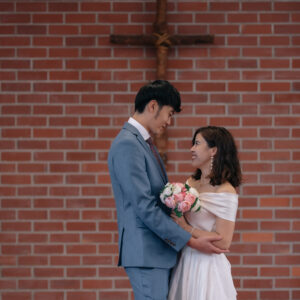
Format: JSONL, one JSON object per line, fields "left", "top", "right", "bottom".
{"left": 128, "top": 117, "right": 150, "bottom": 141}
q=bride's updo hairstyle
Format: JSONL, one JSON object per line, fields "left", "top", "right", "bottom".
{"left": 192, "top": 126, "right": 242, "bottom": 187}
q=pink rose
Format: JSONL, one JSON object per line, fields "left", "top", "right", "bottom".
{"left": 184, "top": 193, "right": 196, "bottom": 204}
{"left": 177, "top": 200, "right": 191, "bottom": 213}
{"left": 165, "top": 196, "right": 176, "bottom": 209}
{"left": 174, "top": 192, "right": 185, "bottom": 203}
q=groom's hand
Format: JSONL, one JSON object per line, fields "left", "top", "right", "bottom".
{"left": 187, "top": 235, "right": 229, "bottom": 254}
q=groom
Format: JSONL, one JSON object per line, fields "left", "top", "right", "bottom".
{"left": 108, "top": 80, "right": 225, "bottom": 300}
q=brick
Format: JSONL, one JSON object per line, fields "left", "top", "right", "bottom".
{"left": 33, "top": 14, "right": 63, "bottom": 24}
{"left": 196, "top": 82, "right": 225, "bottom": 91}
{"left": 67, "top": 268, "right": 97, "bottom": 277}
{"left": 2, "top": 175, "right": 31, "bottom": 184}
{"left": 2, "top": 267, "right": 31, "bottom": 277}
{"left": 98, "top": 13, "right": 129, "bottom": 23}
{"left": 34, "top": 60, "right": 63, "bottom": 69}
{"left": 49, "top": 71, "right": 79, "bottom": 80}
{"left": 66, "top": 292, "right": 97, "bottom": 300}
{"left": 34, "top": 83, "right": 63, "bottom": 92}
{"left": 244, "top": 279, "right": 272, "bottom": 289}
{"left": 49, "top": 48, "right": 79, "bottom": 58}
{"left": 0, "top": 3, "right": 14, "bottom": 12}
{"left": 50, "top": 280, "right": 80, "bottom": 289}
{"left": 34, "top": 245, "right": 64, "bottom": 254}
{"left": 49, "top": 25, "right": 78, "bottom": 35}
{"left": 34, "top": 222, "right": 63, "bottom": 232}
{"left": 243, "top": 233, "right": 273, "bottom": 242}
{"left": 2, "top": 222, "right": 31, "bottom": 232}
{"left": 243, "top": 255, "right": 273, "bottom": 265}
{"left": 50, "top": 234, "right": 80, "bottom": 243}
{"left": 2, "top": 245, "right": 30, "bottom": 255}
{"left": 66, "top": 245, "right": 97, "bottom": 254}
{"left": 19, "top": 234, "right": 47, "bottom": 243}
{"left": 48, "top": 2, "right": 78, "bottom": 11}
{"left": 243, "top": 71, "right": 272, "bottom": 80}
{"left": 17, "top": 25, "right": 46, "bottom": 35}
{"left": 50, "top": 256, "right": 80, "bottom": 265}
{"left": 242, "top": 25, "right": 272, "bottom": 34}
{"left": 276, "top": 279, "right": 300, "bottom": 288}
{"left": 228, "top": 36, "right": 257, "bottom": 46}
{"left": 81, "top": 2, "right": 110, "bottom": 11}
{"left": 83, "top": 279, "right": 112, "bottom": 289}
{"left": 18, "top": 48, "right": 47, "bottom": 57}
{"left": 0, "top": 256, "right": 17, "bottom": 266}
{"left": 0, "top": 233, "right": 16, "bottom": 243}
{"left": 228, "top": 13, "right": 257, "bottom": 23}
{"left": 260, "top": 291, "right": 290, "bottom": 299}
{"left": 261, "top": 82, "right": 290, "bottom": 91}
{"left": 34, "top": 292, "right": 64, "bottom": 300}
{"left": 261, "top": 36, "right": 290, "bottom": 46}
{"left": 2, "top": 83, "right": 31, "bottom": 92}
{"left": 33, "top": 37, "right": 63, "bottom": 46}
{"left": 210, "top": 2, "right": 238, "bottom": 11}
{"left": 99, "top": 292, "right": 129, "bottom": 300}
{"left": 276, "top": 233, "right": 300, "bottom": 242}
{"left": 228, "top": 59, "right": 257, "bottom": 68}
{"left": 276, "top": 47, "right": 300, "bottom": 57}
{"left": 81, "top": 25, "right": 110, "bottom": 35}
{"left": 66, "top": 14, "right": 96, "bottom": 23}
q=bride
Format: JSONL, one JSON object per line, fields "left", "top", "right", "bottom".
{"left": 168, "top": 126, "right": 242, "bottom": 300}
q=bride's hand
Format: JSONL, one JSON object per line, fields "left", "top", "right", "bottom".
{"left": 171, "top": 213, "right": 189, "bottom": 230}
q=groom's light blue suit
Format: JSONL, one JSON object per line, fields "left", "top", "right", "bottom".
{"left": 108, "top": 122, "right": 191, "bottom": 299}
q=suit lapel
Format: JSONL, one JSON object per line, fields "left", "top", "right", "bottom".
{"left": 123, "top": 123, "right": 168, "bottom": 183}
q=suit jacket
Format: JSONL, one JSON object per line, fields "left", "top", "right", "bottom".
{"left": 108, "top": 122, "right": 191, "bottom": 268}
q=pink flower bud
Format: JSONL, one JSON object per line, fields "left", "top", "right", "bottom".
{"left": 165, "top": 196, "right": 176, "bottom": 209}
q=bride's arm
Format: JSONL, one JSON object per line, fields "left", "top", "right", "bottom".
{"left": 213, "top": 218, "right": 235, "bottom": 250}
{"left": 172, "top": 214, "right": 234, "bottom": 250}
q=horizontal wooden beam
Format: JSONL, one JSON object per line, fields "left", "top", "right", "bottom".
{"left": 110, "top": 34, "right": 214, "bottom": 46}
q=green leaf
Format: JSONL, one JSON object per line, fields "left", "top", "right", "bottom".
{"left": 174, "top": 207, "right": 183, "bottom": 218}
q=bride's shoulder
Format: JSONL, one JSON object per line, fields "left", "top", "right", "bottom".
{"left": 215, "top": 182, "right": 237, "bottom": 194}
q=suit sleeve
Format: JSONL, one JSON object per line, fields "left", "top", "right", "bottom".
{"left": 112, "top": 140, "right": 191, "bottom": 252}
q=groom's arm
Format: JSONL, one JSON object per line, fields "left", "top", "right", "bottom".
{"left": 172, "top": 214, "right": 229, "bottom": 254}
{"left": 112, "top": 140, "right": 191, "bottom": 252}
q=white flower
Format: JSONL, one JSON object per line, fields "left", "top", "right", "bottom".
{"left": 160, "top": 183, "right": 173, "bottom": 203}
{"left": 173, "top": 183, "right": 182, "bottom": 195}
{"left": 189, "top": 187, "right": 199, "bottom": 198}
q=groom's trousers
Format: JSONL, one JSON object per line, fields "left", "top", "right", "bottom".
{"left": 125, "top": 267, "right": 170, "bottom": 300}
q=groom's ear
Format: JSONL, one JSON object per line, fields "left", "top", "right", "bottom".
{"left": 147, "top": 99, "right": 159, "bottom": 113}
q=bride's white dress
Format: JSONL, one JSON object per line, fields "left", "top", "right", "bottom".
{"left": 168, "top": 192, "right": 238, "bottom": 300}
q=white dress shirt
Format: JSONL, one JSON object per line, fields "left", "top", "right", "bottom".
{"left": 128, "top": 117, "right": 150, "bottom": 141}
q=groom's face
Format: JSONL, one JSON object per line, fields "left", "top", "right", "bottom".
{"left": 150, "top": 105, "right": 175, "bottom": 136}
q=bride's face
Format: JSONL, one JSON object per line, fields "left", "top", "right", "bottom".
{"left": 190, "top": 133, "right": 215, "bottom": 169}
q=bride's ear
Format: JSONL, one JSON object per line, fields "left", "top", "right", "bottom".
{"left": 210, "top": 146, "right": 217, "bottom": 157}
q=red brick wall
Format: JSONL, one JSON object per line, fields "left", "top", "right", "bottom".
{"left": 0, "top": 1, "right": 299, "bottom": 300}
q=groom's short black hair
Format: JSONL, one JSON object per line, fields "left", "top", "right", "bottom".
{"left": 134, "top": 80, "right": 181, "bottom": 113}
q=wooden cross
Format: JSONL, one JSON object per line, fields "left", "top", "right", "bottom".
{"left": 110, "top": 0, "right": 214, "bottom": 162}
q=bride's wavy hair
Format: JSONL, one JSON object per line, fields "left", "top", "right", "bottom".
{"left": 192, "top": 126, "right": 242, "bottom": 188}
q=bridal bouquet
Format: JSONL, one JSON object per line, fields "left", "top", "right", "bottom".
{"left": 160, "top": 182, "right": 201, "bottom": 217}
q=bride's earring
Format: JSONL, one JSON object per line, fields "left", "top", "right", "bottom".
{"left": 210, "top": 156, "right": 214, "bottom": 172}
